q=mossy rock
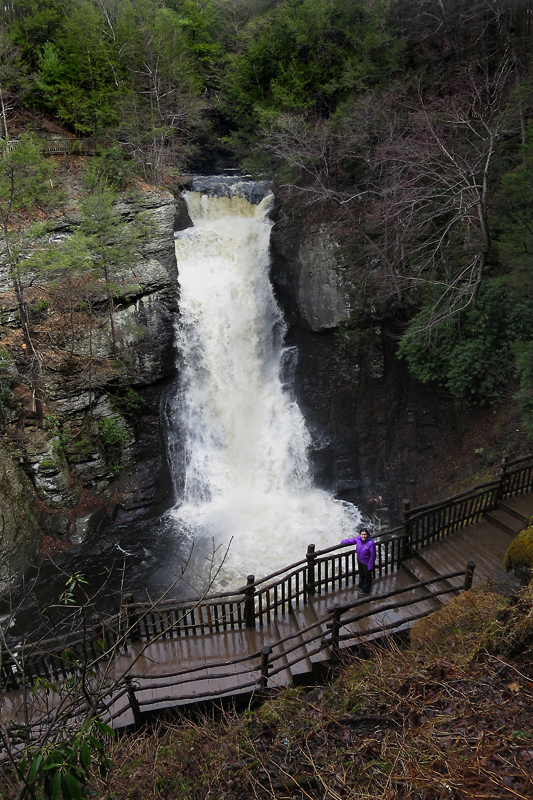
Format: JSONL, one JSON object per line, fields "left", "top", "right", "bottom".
{"left": 0, "top": 450, "right": 41, "bottom": 593}
{"left": 504, "top": 517, "right": 533, "bottom": 586}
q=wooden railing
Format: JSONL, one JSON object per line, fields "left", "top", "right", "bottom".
{"left": 2, "top": 137, "right": 97, "bottom": 156}
{"left": 0, "top": 563, "right": 474, "bottom": 744}
{"left": 1, "top": 453, "right": 531, "bottom": 690}
{"left": 103, "top": 563, "right": 474, "bottom": 728}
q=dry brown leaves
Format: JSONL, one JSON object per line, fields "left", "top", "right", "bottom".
{"left": 87, "top": 589, "right": 533, "bottom": 800}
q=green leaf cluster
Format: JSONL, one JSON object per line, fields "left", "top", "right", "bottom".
{"left": 21, "top": 718, "right": 114, "bottom": 800}
{"left": 398, "top": 280, "right": 533, "bottom": 403}
{"left": 98, "top": 416, "right": 129, "bottom": 473}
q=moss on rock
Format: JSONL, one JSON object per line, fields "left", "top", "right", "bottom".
{"left": 504, "top": 517, "right": 533, "bottom": 585}
{"left": 0, "top": 450, "right": 41, "bottom": 593}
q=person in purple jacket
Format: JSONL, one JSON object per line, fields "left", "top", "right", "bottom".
{"left": 341, "top": 528, "right": 376, "bottom": 594}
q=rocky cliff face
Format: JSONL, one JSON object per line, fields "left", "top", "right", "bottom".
{"left": 270, "top": 203, "right": 529, "bottom": 520}
{"left": 0, "top": 172, "right": 179, "bottom": 592}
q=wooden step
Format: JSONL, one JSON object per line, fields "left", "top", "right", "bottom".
{"left": 499, "top": 495, "right": 533, "bottom": 522}
{"left": 333, "top": 567, "right": 444, "bottom": 650}
{"left": 269, "top": 620, "right": 297, "bottom": 688}
{"left": 414, "top": 520, "right": 509, "bottom": 583}
{"left": 400, "top": 554, "right": 455, "bottom": 606}
{"left": 288, "top": 597, "right": 332, "bottom": 668}
{"left": 485, "top": 508, "right": 522, "bottom": 536}
{"left": 270, "top": 610, "right": 315, "bottom": 683}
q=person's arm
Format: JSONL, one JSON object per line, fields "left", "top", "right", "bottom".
{"left": 368, "top": 538, "right": 376, "bottom": 568}
{"left": 341, "top": 536, "right": 358, "bottom": 545}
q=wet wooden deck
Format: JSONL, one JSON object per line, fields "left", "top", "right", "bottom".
{"left": 3, "top": 494, "right": 532, "bottom": 730}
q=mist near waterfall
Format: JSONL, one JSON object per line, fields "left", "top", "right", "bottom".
{"left": 169, "top": 188, "right": 360, "bottom": 588}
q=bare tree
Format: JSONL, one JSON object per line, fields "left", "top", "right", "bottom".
{"left": 0, "top": 540, "right": 231, "bottom": 800}
{"left": 263, "top": 60, "right": 524, "bottom": 328}
{"left": 369, "top": 63, "right": 519, "bottom": 330}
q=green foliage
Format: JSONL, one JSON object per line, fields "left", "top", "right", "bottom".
{"left": 8, "top": 0, "right": 70, "bottom": 64}
{"left": 59, "top": 572, "right": 89, "bottom": 605}
{"left": 220, "top": 0, "right": 401, "bottom": 133}
{"left": 98, "top": 416, "right": 129, "bottom": 473}
{"left": 493, "top": 125, "right": 533, "bottom": 296}
{"left": 98, "top": 417, "right": 128, "bottom": 449}
{"left": 398, "top": 281, "right": 533, "bottom": 403}
{"left": 22, "top": 718, "right": 114, "bottom": 800}
{"left": 513, "top": 340, "right": 533, "bottom": 438}
{"left": 33, "top": 12, "right": 121, "bottom": 134}
{"left": 80, "top": 186, "right": 144, "bottom": 268}
{"left": 111, "top": 387, "right": 142, "bottom": 419}
{"left": 0, "top": 134, "right": 59, "bottom": 225}
{"left": 30, "top": 297, "right": 50, "bottom": 318}
{"left": 84, "top": 147, "right": 134, "bottom": 193}
{"left": 39, "top": 457, "right": 60, "bottom": 470}
{"left": 43, "top": 413, "right": 61, "bottom": 435}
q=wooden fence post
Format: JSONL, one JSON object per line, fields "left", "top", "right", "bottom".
{"left": 463, "top": 560, "right": 476, "bottom": 591}
{"left": 260, "top": 645, "right": 272, "bottom": 689}
{"left": 124, "top": 674, "right": 142, "bottom": 727}
{"left": 330, "top": 602, "right": 341, "bottom": 663}
{"left": 401, "top": 499, "right": 411, "bottom": 559}
{"left": 244, "top": 575, "right": 256, "bottom": 629}
{"left": 123, "top": 594, "right": 139, "bottom": 644}
{"left": 497, "top": 455, "right": 510, "bottom": 500}
{"left": 306, "top": 544, "right": 316, "bottom": 596}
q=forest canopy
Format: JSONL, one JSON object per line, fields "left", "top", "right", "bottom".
{"left": 2, "top": 0, "right": 533, "bottom": 431}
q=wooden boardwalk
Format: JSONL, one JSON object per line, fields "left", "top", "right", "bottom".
{"left": 2, "top": 490, "right": 532, "bottom": 733}
{"left": 99, "top": 493, "right": 533, "bottom": 727}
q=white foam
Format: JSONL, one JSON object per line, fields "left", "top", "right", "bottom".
{"left": 170, "top": 191, "right": 361, "bottom": 587}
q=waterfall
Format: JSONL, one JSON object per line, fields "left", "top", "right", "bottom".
{"left": 170, "top": 183, "right": 360, "bottom": 589}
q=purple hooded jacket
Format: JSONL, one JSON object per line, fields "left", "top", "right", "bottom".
{"left": 341, "top": 534, "right": 376, "bottom": 569}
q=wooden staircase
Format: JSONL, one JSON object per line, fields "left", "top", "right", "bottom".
{"left": 2, "top": 464, "right": 533, "bottom": 735}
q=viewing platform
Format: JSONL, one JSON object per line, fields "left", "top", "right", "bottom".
{"left": 1, "top": 454, "right": 532, "bottom": 737}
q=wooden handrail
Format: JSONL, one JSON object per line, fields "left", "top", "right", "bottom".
{"left": 409, "top": 479, "right": 499, "bottom": 516}
{"left": 2, "top": 452, "right": 531, "bottom": 690}
{"left": 505, "top": 453, "right": 533, "bottom": 468}
{"left": 105, "top": 564, "right": 470, "bottom": 726}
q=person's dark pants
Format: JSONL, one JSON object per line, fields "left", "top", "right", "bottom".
{"left": 358, "top": 562, "right": 372, "bottom": 593}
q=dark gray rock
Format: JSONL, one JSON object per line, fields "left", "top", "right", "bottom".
{"left": 0, "top": 453, "right": 41, "bottom": 593}
{"left": 271, "top": 212, "right": 351, "bottom": 332}
{"left": 190, "top": 175, "right": 272, "bottom": 205}
{"left": 174, "top": 194, "right": 193, "bottom": 231}
{"left": 270, "top": 208, "right": 465, "bottom": 516}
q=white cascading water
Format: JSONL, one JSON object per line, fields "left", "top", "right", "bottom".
{"left": 171, "top": 188, "right": 360, "bottom": 589}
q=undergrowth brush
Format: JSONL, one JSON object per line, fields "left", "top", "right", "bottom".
{"left": 2, "top": 586, "right": 532, "bottom": 799}
{"left": 89, "top": 586, "right": 533, "bottom": 800}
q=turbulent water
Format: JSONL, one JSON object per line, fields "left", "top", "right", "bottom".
{"left": 169, "top": 187, "right": 360, "bottom": 589}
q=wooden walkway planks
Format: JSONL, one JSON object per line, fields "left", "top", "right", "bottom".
{"left": 2, "top": 492, "right": 533, "bottom": 731}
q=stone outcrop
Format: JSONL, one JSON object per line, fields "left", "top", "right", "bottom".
{"left": 0, "top": 452, "right": 41, "bottom": 594}
{"left": 0, "top": 181, "right": 179, "bottom": 589}
{"left": 271, "top": 212, "right": 352, "bottom": 332}
{"left": 270, "top": 203, "right": 529, "bottom": 519}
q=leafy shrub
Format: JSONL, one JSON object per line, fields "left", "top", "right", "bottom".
{"left": 98, "top": 417, "right": 129, "bottom": 474}
{"left": 110, "top": 387, "right": 142, "bottom": 419}
{"left": 98, "top": 417, "right": 128, "bottom": 449}
{"left": 398, "top": 280, "right": 533, "bottom": 403}
{"left": 513, "top": 340, "right": 533, "bottom": 438}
